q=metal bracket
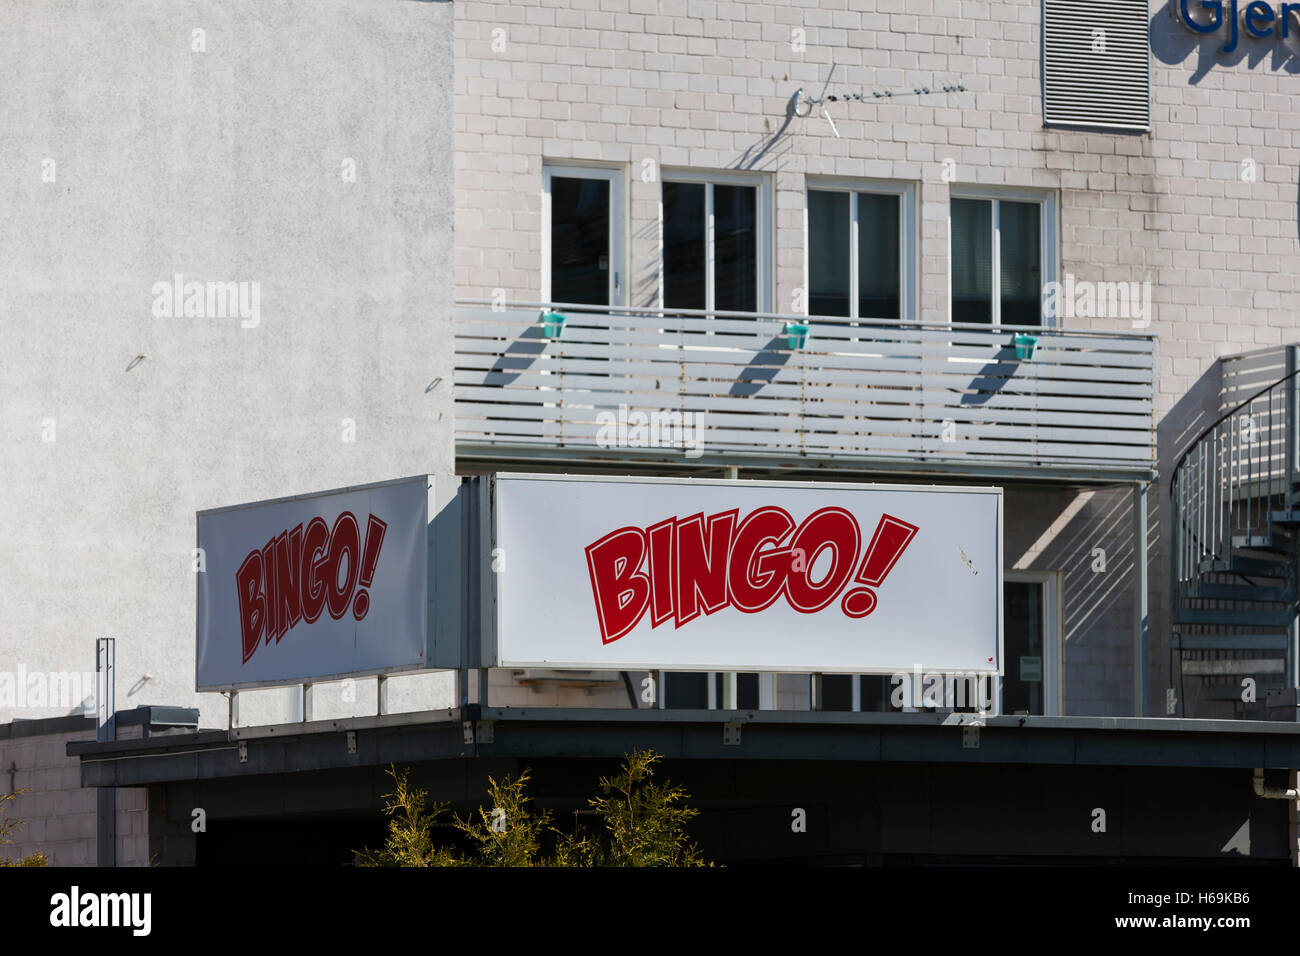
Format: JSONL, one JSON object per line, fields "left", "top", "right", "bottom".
{"left": 346, "top": 731, "right": 357, "bottom": 755}
{"left": 962, "top": 725, "right": 980, "bottom": 749}
{"left": 238, "top": 741, "right": 248, "bottom": 764}
{"left": 463, "top": 720, "right": 494, "bottom": 744}
{"left": 723, "top": 721, "right": 742, "bottom": 746}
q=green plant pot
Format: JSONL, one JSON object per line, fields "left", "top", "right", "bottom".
{"left": 1012, "top": 333, "right": 1037, "bottom": 360}
{"left": 785, "top": 322, "right": 810, "bottom": 350}
{"left": 542, "top": 311, "right": 567, "bottom": 340}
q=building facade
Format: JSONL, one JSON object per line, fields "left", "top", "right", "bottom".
{"left": 453, "top": 0, "right": 1300, "bottom": 719}
{"left": 4, "top": 0, "right": 1300, "bottom": 866}
{"left": 0, "top": 0, "right": 456, "bottom": 863}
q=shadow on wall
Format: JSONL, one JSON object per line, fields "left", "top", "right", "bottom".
{"left": 1154, "top": 361, "right": 1224, "bottom": 710}
{"left": 1009, "top": 485, "right": 1137, "bottom": 716}
{"left": 1008, "top": 364, "right": 1223, "bottom": 717}
{"left": 734, "top": 90, "right": 797, "bottom": 172}
{"left": 1151, "top": 0, "right": 1300, "bottom": 81}
{"left": 634, "top": 217, "right": 659, "bottom": 309}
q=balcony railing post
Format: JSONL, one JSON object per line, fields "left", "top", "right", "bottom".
{"left": 1287, "top": 346, "right": 1298, "bottom": 513}
{"left": 1133, "top": 481, "right": 1149, "bottom": 717}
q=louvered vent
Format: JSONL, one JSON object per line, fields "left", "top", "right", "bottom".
{"left": 1043, "top": 0, "right": 1150, "bottom": 130}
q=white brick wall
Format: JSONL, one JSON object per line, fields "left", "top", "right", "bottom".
{"left": 0, "top": 728, "right": 148, "bottom": 867}
{"left": 455, "top": 0, "right": 1300, "bottom": 715}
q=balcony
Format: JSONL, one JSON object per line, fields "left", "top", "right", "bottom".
{"left": 454, "top": 303, "right": 1157, "bottom": 482}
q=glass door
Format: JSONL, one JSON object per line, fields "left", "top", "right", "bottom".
{"left": 1002, "top": 573, "right": 1060, "bottom": 716}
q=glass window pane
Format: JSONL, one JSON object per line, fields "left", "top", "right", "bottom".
{"left": 860, "top": 675, "right": 892, "bottom": 712}
{"left": 664, "top": 671, "right": 708, "bottom": 709}
{"left": 857, "top": 193, "right": 900, "bottom": 320}
{"left": 549, "top": 176, "right": 610, "bottom": 306}
{"left": 951, "top": 198, "right": 992, "bottom": 324}
{"left": 999, "top": 201, "right": 1042, "bottom": 327}
{"left": 807, "top": 190, "right": 850, "bottom": 317}
{"left": 737, "top": 673, "right": 759, "bottom": 710}
{"left": 663, "top": 181, "right": 706, "bottom": 310}
{"left": 821, "top": 674, "right": 854, "bottom": 712}
{"left": 713, "top": 184, "right": 757, "bottom": 313}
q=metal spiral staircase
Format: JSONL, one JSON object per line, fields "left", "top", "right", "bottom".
{"left": 1171, "top": 346, "right": 1300, "bottom": 719}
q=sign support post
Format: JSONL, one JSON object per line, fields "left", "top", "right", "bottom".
{"left": 95, "top": 638, "right": 115, "bottom": 868}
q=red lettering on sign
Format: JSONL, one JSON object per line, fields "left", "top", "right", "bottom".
{"left": 584, "top": 506, "right": 918, "bottom": 644}
{"left": 585, "top": 527, "right": 651, "bottom": 644}
{"left": 673, "top": 510, "right": 737, "bottom": 627}
{"left": 300, "top": 517, "right": 330, "bottom": 624}
{"left": 236, "top": 511, "right": 388, "bottom": 666}
{"left": 237, "top": 551, "right": 266, "bottom": 663}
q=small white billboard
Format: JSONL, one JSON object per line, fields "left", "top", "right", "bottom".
{"left": 490, "top": 475, "right": 1002, "bottom": 675}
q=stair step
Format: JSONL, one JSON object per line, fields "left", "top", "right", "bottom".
{"left": 1182, "top": 583, "right": 1295, "bottom": 602}
{"left": 1198, "top": 686, "right": 1286, "bottom": 701}
{"left": 1198, "top": 555, "right": 1292, "bottom": 578}
{"left": 1182, "top": 657, "right": 1287, "bottom": 676}
{"left": 1271, "top": 510, "right": 1300, "bottom": 524}
{"left": 1232, "top": 533, "right": 1294, "bottom": 553}
{"left": 1173, "top": 632, "right": 1291, "bottom": 650}
{"left": 1172, "top": 607, "right": 1296, "bottom": 627}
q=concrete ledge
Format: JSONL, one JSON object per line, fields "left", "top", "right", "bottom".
{"left": 67, "top": 708, "right": 1300, "bottom": 789}
{"left": 0, "top": 715, "right": 95, "bottom": 740}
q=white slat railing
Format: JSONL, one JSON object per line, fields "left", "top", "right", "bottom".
{"left": 455, "top": 302, "right": 1157, "bottom": 480}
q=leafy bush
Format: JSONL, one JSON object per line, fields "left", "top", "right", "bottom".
{"left": 0, "top": 790, "right": 48, "bottom": 867}
{"left": 356, "top": 750, "right": 710, "bottom": 867}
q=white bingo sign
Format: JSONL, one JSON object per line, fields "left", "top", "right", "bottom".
{"left": 489, "top": 475, "right": 1003, "bottom": 675}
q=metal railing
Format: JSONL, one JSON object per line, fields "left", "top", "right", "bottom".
{"left": 1171, "top": 346, "right": 1300, "bottom": 594}
{"left": 455, "top": 301, "right": 1157, "bottom": 481}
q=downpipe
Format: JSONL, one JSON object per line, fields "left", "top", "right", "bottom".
{"left": 1253, "top": 768, "right": 1300, "bottom": 800}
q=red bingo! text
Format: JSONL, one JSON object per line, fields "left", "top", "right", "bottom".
{"left": 584, "top": 506, "right": 919, "bottom": 644}
{"left": 236, "top": 512, "right": 388, "bottom": 663}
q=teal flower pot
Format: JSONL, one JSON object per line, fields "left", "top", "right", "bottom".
{"left": 784, "top": 321, "right": 810, "bottom": 350}
{"left": 542, "top": 311, "right": 567, "bottom": 340}
{"left": 1012, "top": 333, "right": 1037, "bottom": 360}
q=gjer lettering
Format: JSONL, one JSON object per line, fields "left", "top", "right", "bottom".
{"left": 1179, "top": 0, "right": 1300, "bottom": 54}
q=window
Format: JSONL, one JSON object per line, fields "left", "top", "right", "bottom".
{"left": 543, "top": 165, "right": 625, "bottom": 306}
{"left": 662, "top": 172, "right": 770, "bottom": 314}
{"left": 806, "top": 182, "right": 914, "bottom": 320}
{"left": 1043, "top": 0, "right": 1150, "bottom": 131}
{"left": 662, "top": 672, "right": 760, "bottom": 709}
{"left": 819, "top": 674, "right": 855, "bottom": 712}
{"left": 949, "top": 191, "right": 1055, "bottom": 327}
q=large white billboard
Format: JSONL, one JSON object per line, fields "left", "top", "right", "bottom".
{"left": 196, "top": 476, "right": 431, "bottom": 690}
{"left": 491, "top": 475, "right": 1002, "bottom": 675}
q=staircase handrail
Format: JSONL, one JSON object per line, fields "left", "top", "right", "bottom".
{"left": 1170, "top": 364, "right": 1300, "bottom": 497}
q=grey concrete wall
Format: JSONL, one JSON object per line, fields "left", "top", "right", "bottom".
{"left": 452, "top": 0, "right": 1300, "bottom": 715}
{"left": 0, "top": 0, "right": 456, "bottom": 730}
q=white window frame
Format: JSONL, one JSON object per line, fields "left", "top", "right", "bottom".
{"left": 803, "top": 178, "right": 917, "bottom": 322}
{"left": 947, "top": 186, "right": 1058, "bottom": 329}
{"left": 659, "top": 169, "right": 773, "bottom": 314}
{"left": 1004, "top": 569, "right": 1062, "bottom": 717}
{"left": 542, "top": 163, "right": 627, "bottom": 307}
